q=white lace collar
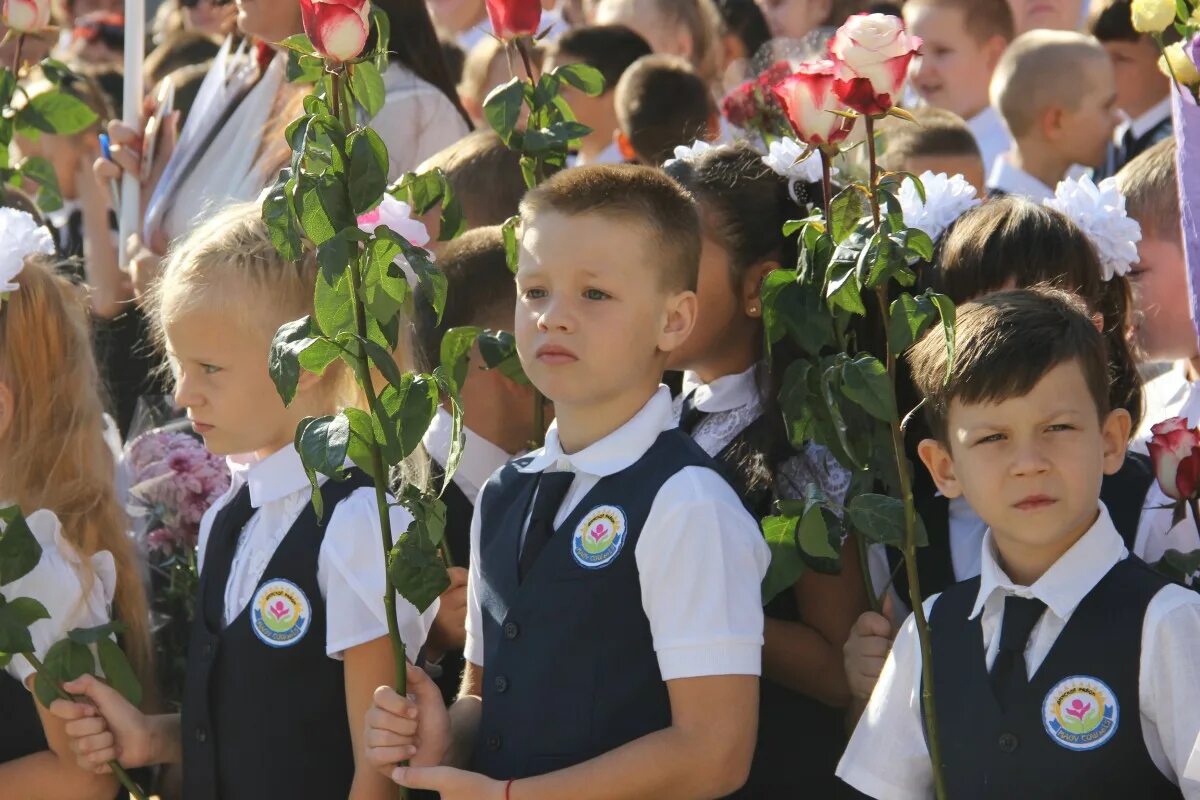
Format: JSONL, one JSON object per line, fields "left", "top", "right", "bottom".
{"left": 681, "top": 365, "right": 761, "bottom": 414}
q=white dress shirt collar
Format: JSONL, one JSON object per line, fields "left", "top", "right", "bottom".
{"left": 987, "top": 155, "right": 1056, "bottom": 202}
{"left": 1122, "top": 96, "right": 1173, "bottom": 142}
{"left": 227, "top": 445, "right": 311, "bottom": 509}
{"left": 971, "top": 503, "right": 1127, "bottom": 622}
{"left": 682, "top": 365, "right": 760, "bottom": 414}
{"left": 422, "top": 406, "right": 512, "bottom": 504}
{"left": 519, "top": 386, "right": 674, "bottom": 478}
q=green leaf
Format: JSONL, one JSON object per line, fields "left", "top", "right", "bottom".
{"left": 16, "top": 89, "right": 98, "bottom": 136}
{"left": 361, "top": 336, "right": 406, "bottom": 391}
{"left": 0, "top": 596, "right": 48, "bottom": 655}
{"left": 297, "top": 414, "right": 350, "bottom": 485}
{"left": 825, "top": 259, "right": 866, "bottom": 316}
{"left": 483, "top": 78, "right": 526, "bottom": 146}
{"left": 928, "top": 292, "right": 956, "bottom": 379}
{"left": 347, "top": 129, "right": 389, "bottom": 215}
{"left": 269, "top": 317, "right": 339, "bottom": 406}
{"left": 286, "top": 52, "right": 325, "bottom": 84}
{"left": 388, "top": 523, "right": 451, "bottom": 613}
{"left": 33, "top": 639, "right": 95, "bottom": 709}
{"left": 316, "top": 227, "right": 363, "bottom": 284}
{"left": 295, "top": 172, "right": 355, "bottom": 246}
{"left": 478, "top": 329, "right": 530, "bottom": 385}
{"left": 797, "top": 501, "right": 840, "bottom": 562}
{"left": 0, "top": 506, "right": 42, "bottom": 585}
{"left": 888, "top": 293, "right": 938, "bottom": 355}
{"left": 96, "top": 638, "right": 142, "bottom": 707}
{"left": 829, "top": 187, "right": 864, "bottom": 244}
{"left": 277, "top": 34, "right": 316, "bottom": 54}
{"left": 778, "top": 359, "right": 816, "bottom": 448}
{"left": 840, "top": 355, "right": 896, "bottom": 422}
{"left": 262, "top": 169, "right": 303, "bottom": 262}
{"left": 440, "top": 325, "right": 482, "bottom": 395}
{"left": 760, "top": 515, "right": 806, "bottom": 605}
{"left": 18, "top": 157, "right": 61, "bottom": 213}
{"left": 349, "top": 61, "right": 386, "bottom": 119}
{"left": 343, "top": 406, "right": 378, "bottom": 480}
{"left": 439, "top": 380, "right": 466, "bottom": 500}
{"left": 1154, "top": 548, "right": 1200, "bottom": 584}
{"left": 906, "top": 228, "right": 935, "bottom": 262}
{"left": 361, "top": 236, "right": 410, "bottom": 324}
{"left": 66, "top": 621, "right": 126, "bottom": 645}
{"left": 553, "top": 62, "right": 606, "bottom": 95}
{"left": 390, "top": 169, "right": 463, "bottom": 241}
{"left": 386, "top": 373, "right": 439, "bottom": 460}
{"left": 314, "top": 269, "right": 356, "bottom": 340}
{"left": 501, "top": 215, "right": 521, "bottom": 273}
{"left": 846, "top": 493, "right": 928, "bottom": 548}
{"left": 396, "top": 237, "right": 446, "bottom": 322}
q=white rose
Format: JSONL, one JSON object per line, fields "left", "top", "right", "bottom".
{"left": 829, "top": 13, "right": 921, "bottom": 97}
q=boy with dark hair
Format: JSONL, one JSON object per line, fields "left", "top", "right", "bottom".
{"left": 614, "top": 54, "right": 718, "bottom": 166}
{"left": 547, "top": 25, "right": 653, "bottom": 166}
{"left": 411, "top": 227, "right": 538, "bottom": 706}
{"left": 1090, "top": 0, "right": 1174, "bottom": 174}
{"left": 878, "top": 107, "right": 987, "bottom": 194}
{"left": 903, "top": 0, "right": 1015, "bottom": 174}
{"left": 365, "top": 165, "right": 770, "bottom": 798}
{"left": 837, "top": 287, "right": 1200, "bottom": 798}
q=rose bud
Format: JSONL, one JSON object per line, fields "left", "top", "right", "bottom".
{"left": 485, "top": 0, "right": 542, "bottom": 40}
{"left": 829, "top": 12, "right": 921, "bottom": 116}
{"left": 300, "top": 0, "right": 371, "bottom": 64}
{"left": 2, "top": 0, "right": 52, "bottom": 33}
{"left": 772, "top": 60, "right": 855, "bottom": 147}
{"left": 1148, "top": 417, "right": 1200, "bottom": 500}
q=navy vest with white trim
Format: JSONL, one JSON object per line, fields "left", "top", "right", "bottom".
{"left": 927, "top": 557, "right": 1180, "bottom": 799}
{"left": 181, "top": 469, "right": 372, "bottom": 800}
{"left": 470, "top": 429, "right": 714, "bottom": 780}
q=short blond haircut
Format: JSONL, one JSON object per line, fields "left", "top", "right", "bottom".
{"left": 1115, "top": 137, "right": 1179, "bottom": 243}
{"left": 989, "top": 30, "right": 1109, "bottom": 138}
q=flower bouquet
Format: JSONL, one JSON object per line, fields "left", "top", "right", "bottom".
{"left": 126, "top": 430, "right": 230, "bottom": 707}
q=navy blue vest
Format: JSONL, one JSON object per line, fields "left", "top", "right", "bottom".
{"left": 928, "top": 557, "right": 1180, "bottom": 799}
{"left": 181, "top": 470, "right": 371, "bottom": 800}
{"left": 470, "top": 429, "right": 715, "bottom": 779}
{"left": 0, "top": 672, "right": 47, "bottom": 764}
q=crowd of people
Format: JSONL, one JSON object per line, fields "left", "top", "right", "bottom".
{"left": 0, "top": 0, "right": 1198, "bottom": 797}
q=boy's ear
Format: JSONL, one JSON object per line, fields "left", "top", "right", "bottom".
{"left": 982, "top": 34, "right": 1008, "bottom": 71}
{"left": 658, "top": 290, "right": 698, "bottom": 353}
{"left": 1040, "top": 104, "right": 1066, "bottom": 142}
{"left": 917, "top": 437, "right": 963, "bottom": 499}
{"left": 741, "top": 260, "right": 778, "bottom": 318}
{"left": 616, "top": 130, "right": 637, "bottom": 162}
{"left": 1100, "top": 408, "right": 1132, "bottom": 476}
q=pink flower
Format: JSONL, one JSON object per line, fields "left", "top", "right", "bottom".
{"left": 300, "top": 0, "right": 371, "bottom": 64}
{"left": 358, "top": 195, "right": 430, "bottom": 247}
{"left": 484, "top": 0, "right": 542, "bottom": 39}
{"left": 772, "top": 60, "right": 855, "bottom": 147}
{"left": 829, "top": 13, "right": 921, "bottom": 115}
{"left": 2, "top": 0, "right": 51, "bottom": 33}
{"left": 1148, "top": 417, "right": 1200, "bottom": 500}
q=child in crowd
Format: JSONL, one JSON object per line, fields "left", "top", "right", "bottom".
{"left": 1090, "top": 0, "right": 1174, "bottom": 175}
{"left": 410, "top": 226, "right": 537, "bottom": 705}
{"left": 458, "top": 38, "right": 546, "bottom": 127}
{"left": 413, "top": 130, "right": 536, "bottom": 246}
{"left": 1009, "top": 0, "right": 1089, "bottom": 33}
{"left": 546, "top": 25, "right": 653, "bottom": 165}
{"left": 713, "top": 0, "right": 772, "bottom": 87}
{"left": 0, "top": 237, "right": 153, "bottom": 798}
{"left": 903, "top": 0, "right": 1014, "bottom": 175}
{"left": 616, "top": 55, "right": 718, "bottom": 165}
{"left": 592, "top": 0, "right": 726, "bottom": 87}
{"left": 664, "top": 142, "right": 865, "bottom": 796}
{"left": 838, "top": 287, "right": 1200, "bottom": 798}
{"left": 988, "top": 30, "right": 1119, "bottom": 200}
{"left": 878, "top": 107, "right": 987, "bottom": 195}
{"left": 50, "top": 204, "right": 435, "bottom": 800}
{"left": 365, "top": 165, "right": 769, "bottom": 798}
{"left": 429, "top": 0, "right": 563, "bottom": 53}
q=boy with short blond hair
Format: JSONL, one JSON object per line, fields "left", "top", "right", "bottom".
{"left": 365, "top": 165, "right": 770, "bottom": 799}
{"left": 878, "top": 107, "right": 987, "bottom": 194}
{"left": 1090, "top": 0, "right": 1174, "bottom": 174}
{"left": 903, "top": 0, "right": 1015, "bottom": 174}
{"left": 988, "top": 30, "right": 1120, "bottom": 200}
{"left": 837, "top": 287, "right": 1200, "bottom": 799}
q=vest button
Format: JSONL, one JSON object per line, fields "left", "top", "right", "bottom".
{"left": 503, "top": 622, "right": 519, "bottom": 640}
{"left": 195, "top": 728, "right": 208, "bottom": 744}
{"left": 998, "top": 733, "right": 1019, "bottom": 753}
{"left": 486, "top": 733, "right": 502, "bottom": 751}
{"left": 494, "top": 676, "right": 509, "bottom": 693}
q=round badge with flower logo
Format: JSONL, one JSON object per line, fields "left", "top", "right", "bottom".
{"left": 251, "top": 579, "right": 311, "bottom": 647}
{"left": 572, "top": 505, "right": 627, "bottom": 569}
{"left": 1042, "top": 675, "right": 1119, "bottom": 751}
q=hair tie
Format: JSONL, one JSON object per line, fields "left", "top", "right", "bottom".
{"left": 0, "top": 208, "right": 56, "bottom": 301}
{"left": 662, "top": 139, "right": 715, "bottom": 169}
{"left": 1043, "top": 175, "right": 1141, "bottom": 282}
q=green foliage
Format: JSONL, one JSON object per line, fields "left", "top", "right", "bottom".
{"left": 0, "top": 506, "right": 41, "bottom": 585}
{"left": 391, "top": 168, "right": 464, "bottom": 241}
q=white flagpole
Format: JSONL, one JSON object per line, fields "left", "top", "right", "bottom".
{"left": 120, "top": 0, "right": 144, "bottom": 269}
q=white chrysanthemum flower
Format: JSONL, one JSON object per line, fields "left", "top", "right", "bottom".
{"left": 662, "top": 140, "right": 715, "bottom": 168}
{"left": 1044, "top": 175, "right": 1142, "bottom": 281}
{"left": 761, "top": 137, "right": 826, "bottom": 184}
{"left": 897, "top": 171, "right": 980, "bottom": 243}
{"left": 0, "top": 208, "right": 55, "bottom": 294}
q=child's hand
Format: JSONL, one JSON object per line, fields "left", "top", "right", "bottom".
{"left": 425, "top": 566, "right": 469, "bottom": 658}
{"left": 47, "top": 674, "right": 156, "bottom": 772}
{"left": 364, "top": 663, "right": 451, "bottom": 776}
{"left": 844, "top": 594, "right": 899, "bottom": 703}
{"left": 392, "top": 766, "right": 505, "bottom": 800}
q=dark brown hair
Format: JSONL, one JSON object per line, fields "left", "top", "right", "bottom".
{"left": 421, "top": 129, "right": 537, "bottom": 229}
{"left": 411, "top": 226, "right": 513, "bottom": 373}
{"left": 519, "top": 163, "right": 701, "bottom": 291}
{"left": 908, "top": 286, "right": 1111, "bottom": 444}
{"left": 1089, "top": 0, "right": 1181, "bottom": 44}
{"left": 615, "top": 54, "right": 714, "bottom": 167}
{"left": 551, "top": 24, "right": 653, "bottom": 94}
{"left": 931, "top": 196, "right": 1143, "bottom": 433}
{"left": 878, "top": 107, "right": 983, "bottom": 172}
{"left": 1116, "top": 136, "right": 1179, "bottom": 242}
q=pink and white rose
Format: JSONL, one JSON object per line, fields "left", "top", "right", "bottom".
{"left": 829, "top": 13, "right": 921, "bottom": 116}
{"left": 1149, "top": 417, "right": 1200, "bottom": 501}
{"left": 2, "top": 0, "right": 51, "bottom": 34}
{"left": 772, "top": 60, "right": 855, "bottom": 147}
{"left": 299, "top": 0, "right": 371, "bottom": 63}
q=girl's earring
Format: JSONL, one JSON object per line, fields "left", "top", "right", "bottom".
{"left": 748, "top": 304, "right": 759, "bottom": 317}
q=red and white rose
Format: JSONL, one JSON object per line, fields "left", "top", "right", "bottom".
{"left": 485, "top": 0, "right": 542, "bottom": 40}
{"left": 1148, "top": 417, "right": 1200, "bottom": 501}
{"left": 772, "top": 60, "right": 855, "bottom": 147}
{"left": 2, "top": 0, "right": 51, "bottom": 33}
{"left": 300, "top": 0, "right": 371, "bottom": 63}
{"left": 829, "top": 13, "right": 921, "bottom": 116}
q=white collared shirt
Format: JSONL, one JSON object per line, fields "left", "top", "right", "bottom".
{"left": 422, "top": 406, "right": 513, "bottom": 505}
{"left": 197, "top": 445, "right": 436, "bottom": 658}
{"left": 1116, "top": 96, "right": 1173, "bottom": 146}
{"left": 967, "top": 106, "right": 1012, "bottom": 177}
{"left": 838, "top": 506, "right": 1200, "bottom": 800}
{"left": 463, "top": 386, "right": 771, "bottom": 680}
{"left": 986, "top": 154, "right": 1056, "bottom": 202}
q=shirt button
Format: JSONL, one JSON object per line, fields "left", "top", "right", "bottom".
{"left": 503, "top": 622, "right": 520, "bottom": 640}
{"left": 195, "top": 728, "right": 208, "bottom": 744}
{"left": 998, "top": 733, "right": 1019, "bottom": 753}
{"left": 494, "top": 676, "right": 509, "bottom": 693}
{"left": 486, "top": 733, "right": 502, "bottom": 751}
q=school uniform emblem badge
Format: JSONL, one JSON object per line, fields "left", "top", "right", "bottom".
{"left": 571, "top": 505, "right": 627, "bottom": 569}
{"left": 251, "top": 579, "right": 311, "bottom": 647}
{"left": 1042, "top": 675, "right": 1119, "bottom": 751}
